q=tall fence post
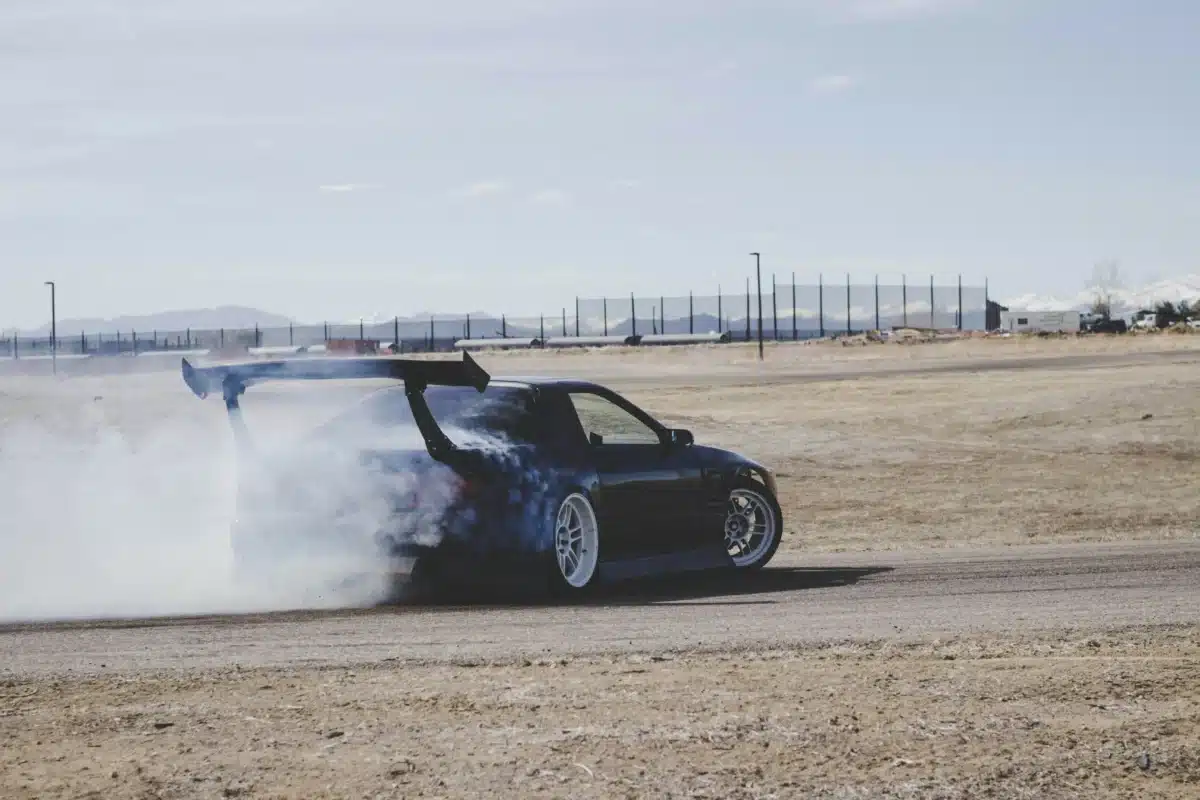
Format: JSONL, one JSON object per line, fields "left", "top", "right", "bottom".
{"left": 874, "top": 275, "right": 880, "bottom": 332}
{"left": 902, "top": 275, "right": 908, "bottom": 327}
{"left": 770, "top": 274, "right": 777, "bottom": 340}
{"left": 745, "top": 278, "right": 751, "bottom": 342}
{"left": 603, "top": 298, "right": 608, "bottom": 336}
{"left": 430, "top": 316, "right": 436, "bottom": 349}
{"left": 957, "top": 274, "right": 963, "bottom": 330}
{"left": 574, "top": 297, "right": 580, "bottom": 337}
{"left": 755, "top": 260, "right": 764, "bottom": 359}
{"left": 659, "top": 295, "right": 664, "bottom": 335}
{"left": 540, "top": 315, "right": 545, "bottom": 342}
{"left": 717, "top": 285, "right": 722, "bottom": 333}
{"left": 985, "top": 277, "right": 990, "bottom": 330}
{"left": 501, "top": 314, "right": 507, "bottom": 338}
{"left": 689, "top": 292, "right": 694, "bottom": 334}
{"left": 930, "top": 275, "right": 935, "bottom": 329}
{"left": 396, "top": 315, "right": 402, "bottom": 345}
{"left": 630, "top": 293, "right": 636, "bottom": 338}
{"left": 791, "top": 274, "right": 797, "bottom": 341}
{"left": 846, "top": 273, "right": 851, "bottom": 335}
{"left": 256, "top": 323, "right": 262, "bottom": 348}
{"left": 323, "top": 322, "right": 328, "bottom": 342}
{"left": 818, "top": 273, "right": 825, "bottom": 338}
{"left": 562, "top": 308, "right": 567, "bottom": 337}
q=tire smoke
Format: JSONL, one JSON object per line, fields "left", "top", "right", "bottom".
{"left": 0, "top": 375, "right": 458, "bottom": 622}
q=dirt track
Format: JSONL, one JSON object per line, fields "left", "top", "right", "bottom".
{"left": 3, "top": 335, "right": 1200, "bottom": 798}
{"left": 5, "top": 541, "right": 1200, "bottom": 677}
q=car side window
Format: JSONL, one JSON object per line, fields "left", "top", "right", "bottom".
{"left": 567, "top": 391, "right": 660, "bottom": 446}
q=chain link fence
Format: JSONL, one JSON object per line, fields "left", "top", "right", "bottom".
{"left": 3, "top": 276, "right": 989, "bottom": 358}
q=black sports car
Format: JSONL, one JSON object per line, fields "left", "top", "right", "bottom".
{"left": 182, "top": 352, "right": 783, "bottom": 597}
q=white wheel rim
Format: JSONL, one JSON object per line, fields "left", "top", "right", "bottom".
{"left": 555, "top": 493, "right": 599, "bottom": 588}
{"left": 725, "top": 487, "right": 777, "bottom": 567}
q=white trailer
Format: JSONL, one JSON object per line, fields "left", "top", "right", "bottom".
{"left": 998, "top": 310, "right": 1081, "bottom": 333}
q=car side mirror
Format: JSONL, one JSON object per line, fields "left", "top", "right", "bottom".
{"left": 670, "top": 428, "right": 694, "bottom": 447}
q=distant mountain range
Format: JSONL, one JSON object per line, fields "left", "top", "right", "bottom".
{"left": 19, "top": 306, "right": 295, "bottom": 337}
{"left": 1000, "top": 274, "right": 1200, "bottom": 314}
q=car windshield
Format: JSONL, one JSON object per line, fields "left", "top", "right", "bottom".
{"left": 316, "top": 383, "right": 537, "bottom": 447}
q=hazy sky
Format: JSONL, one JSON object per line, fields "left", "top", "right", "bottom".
{"left": 2, "top": 0, "right": 1197, "bottom": 327}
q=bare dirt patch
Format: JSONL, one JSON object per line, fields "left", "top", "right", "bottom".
{"left": 2, "top": 626, "right": 1197, "bottom": 799}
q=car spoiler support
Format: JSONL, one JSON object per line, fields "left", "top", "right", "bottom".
{"left": 181, "top": 352, "right": 491, "bottom": 462}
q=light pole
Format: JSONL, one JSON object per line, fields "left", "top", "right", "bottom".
{"left": 750, "top": 253, "right": 763, "bottom": 361}
{"left": 44, "top": 281, "right": 56, "bottom": 375}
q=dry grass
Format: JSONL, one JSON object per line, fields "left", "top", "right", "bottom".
{"left": 463, "top": 329, "right": 1200, "bottom": 373}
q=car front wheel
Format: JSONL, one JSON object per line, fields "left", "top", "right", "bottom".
{"left": 548, "top": 491, "right": 601, "bottom": 593}
{"left": 724, "top": 477, "right": 783, "bottom": 570}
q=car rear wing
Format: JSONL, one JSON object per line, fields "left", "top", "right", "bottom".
{"left": 181, "top": 352, "right": 491, "bottom": 462}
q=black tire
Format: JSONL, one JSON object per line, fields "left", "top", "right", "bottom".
{"left": 545, "top": 490, "right": 602, "bottom": 597}
{"left": 725, "top": 475, "right": 783, "bottom": 571}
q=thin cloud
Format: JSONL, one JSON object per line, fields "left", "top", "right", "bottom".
{"left": 318, "top": 183, "right": 376, "bottom": 193}
{"left": 704, "top": 58, "right": 739, "bottom": 78}
{"left": 452, "top": 181, "right": 507, "bottom": 198}
{"left": 808, "top": 74, "right": 857, "bottom": 95}
{"left": 845, "top": 0, "right": 975, "bottom": 23}
{"left": 530, "top": 189, "right": 570, "bottom": 205}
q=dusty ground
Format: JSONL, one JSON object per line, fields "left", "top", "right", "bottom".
{"left": 635, "top": 344, "right": 1200, "bottom": 553}
{"left": 2, "top": 334, "right": 1200, "bottom": 799}
{"left": 4, "top": 623, "right": 1198, "bottom": 799}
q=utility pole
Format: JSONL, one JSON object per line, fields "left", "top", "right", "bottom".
{"left": 44, "top": 281, "right": 56, "bottom": 375}
{"left": 751, "top": 253, "right": 763, "bottom": 360}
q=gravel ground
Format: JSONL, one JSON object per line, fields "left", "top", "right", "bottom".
{"left": 3, "top": 625, "right": 1197, "bottom": 799}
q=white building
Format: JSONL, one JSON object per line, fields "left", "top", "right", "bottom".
{"left": 998, "top": 310, "right": 1081, "bottom": 333}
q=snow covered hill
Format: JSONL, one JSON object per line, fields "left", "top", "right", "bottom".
{"left": 1001, "top": 275, "right": 1200, "bottom": 313}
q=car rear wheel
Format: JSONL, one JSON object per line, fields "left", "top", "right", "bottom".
{"left": 549, "top": 492, "right": 600, "bottom": 592}
{"left": 725, "top": 478, "right": 782, "bottom": 570}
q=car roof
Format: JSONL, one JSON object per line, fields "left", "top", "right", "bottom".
{"left": 487, "top": 376, "right": 607, "bottom": 392}
{"left": 371, "top": 376, "right": 607, "bottom": 392}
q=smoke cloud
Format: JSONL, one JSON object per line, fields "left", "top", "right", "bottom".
{"left": 0, "top": 374, "right": 463, "bottom": 623}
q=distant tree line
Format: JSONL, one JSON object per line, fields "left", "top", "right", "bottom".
{"left": 1153, "top": 300, "right": 1198, "bottom": 328}
{"left": 1089, "top": 295, "right": 1196, "bottom": 329}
